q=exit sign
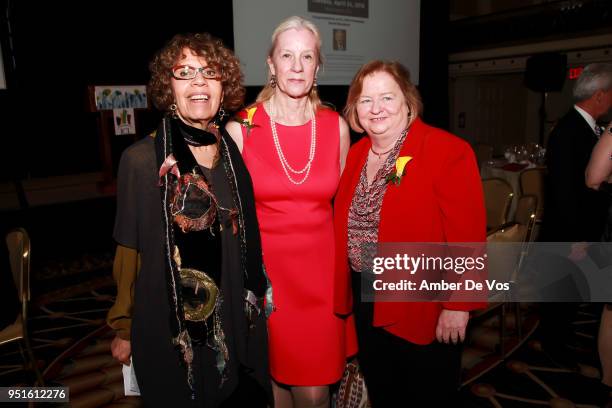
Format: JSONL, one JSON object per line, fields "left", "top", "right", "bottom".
{"left": 568, "top": 67, "right": 584, "bottom": 79}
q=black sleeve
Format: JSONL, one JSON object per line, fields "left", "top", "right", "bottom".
{"left": 546, "top": 128, "right": 581, "bottom": 241}
{"left": 222, "top": 131, "right": 267, "bottom": 297}
{"left": 113, "top": 148, "right": 141, "bottom": 249}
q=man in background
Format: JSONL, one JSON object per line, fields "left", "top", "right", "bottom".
{"left": 543, "top": 62, "right": 612, "bottom": 243}
{"left": 540, "top": 62, "right": 612, "bottom": 370}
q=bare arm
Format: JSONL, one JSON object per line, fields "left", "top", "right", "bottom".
{"left": 586, "top": 123, "right": 612, "bottom": 190}
{"left": 339, "top": 116, "right": 350, "bottom": 174}
{"left": 225, "top": 120, "right": 244, "bottom": 153}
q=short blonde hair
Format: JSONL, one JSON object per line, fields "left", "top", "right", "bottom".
{"left": 254, "top": 16, "right": 324, "bottom": 112}
{"left": 343, "top": 60, "right": 422, "bottom": 133}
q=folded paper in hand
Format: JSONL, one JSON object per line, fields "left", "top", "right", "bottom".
{"left": 122, "top": 358, "right": 141, "bottom": 396}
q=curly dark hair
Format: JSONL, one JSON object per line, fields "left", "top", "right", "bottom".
{"left": 148, "top": 33, "right": 245, "bottom": 113}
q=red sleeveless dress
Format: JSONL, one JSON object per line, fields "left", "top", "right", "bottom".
{"left": 240, "top": 103, "right": 356, "bottom": 385}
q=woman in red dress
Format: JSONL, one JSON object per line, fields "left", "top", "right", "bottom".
{"left": 226, "top": 16, "right": 355, "bottom": 408}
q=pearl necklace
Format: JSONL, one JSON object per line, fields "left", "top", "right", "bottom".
{"left": 268, "top": 101, "right": 317, "bottom": 185}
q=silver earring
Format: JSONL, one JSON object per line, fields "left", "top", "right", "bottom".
{"left": 313, "top": 77, "right": 318, "bottom": 88}
{"left": 218, "top": 106, "right": 226, "bottom": 119}
{"left": 170, "top": 103, "right": 178, "bottom": 118}
{"left": 270, "top": 75, "right": 277, "bottom": 88}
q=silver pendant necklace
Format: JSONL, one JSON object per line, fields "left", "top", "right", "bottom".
{"left": 370, "top": 145, "right": 394, "bottom": 161}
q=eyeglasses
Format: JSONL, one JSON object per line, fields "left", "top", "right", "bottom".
{"left": 171, "top": 65, "right": 221, "bottom": 80}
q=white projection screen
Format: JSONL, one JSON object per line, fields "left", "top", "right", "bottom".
{"left": 232, "top": 0, "right": 420, "bottom": 86}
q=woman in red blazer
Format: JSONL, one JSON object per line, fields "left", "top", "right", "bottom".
{"left": 335, "top": 60, "right": 486, "bottom": 406}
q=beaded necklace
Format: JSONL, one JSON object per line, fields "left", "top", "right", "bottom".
{"left": 267, "top": 99, "right": 317, "bottom": 185}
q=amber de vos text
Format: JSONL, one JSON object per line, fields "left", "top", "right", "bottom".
{"left": 371, "top": 254, "right": 511, "bottom": 292}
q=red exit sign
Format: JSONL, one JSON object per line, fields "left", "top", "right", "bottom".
{"left": 568, "top": 67, "right": 584, "bottom": 79}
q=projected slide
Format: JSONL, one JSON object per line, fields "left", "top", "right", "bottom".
{"left": 233, "top": 0, "right": 420, "bottom": 86}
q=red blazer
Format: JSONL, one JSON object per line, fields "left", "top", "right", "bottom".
{"left": 333, "top": 118, "right": 487, "bottom": 345}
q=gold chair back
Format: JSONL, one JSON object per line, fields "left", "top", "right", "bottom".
{"left": 487, "top": 223, "right": 527, "bottom": 244}
{"left": 482, "top": 178, "right": 514, "bottom": 231}
{"left": 5, "top": 228, "right": 30, "bottom": 303}
{"left": 2, "top": 228, "right": 42, "bottom": 385}
{"left": 514, "top": 194, "right": 538, "bottom": 242}
{"left": 519, "top": 168, "right": 545, "bottom": 221}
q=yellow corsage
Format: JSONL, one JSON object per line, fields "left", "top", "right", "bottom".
{"left": 246, "top": 107, "right": 256, "bottom": 124}
{"left": 385, "top": 156, "right": 413, "bottom": 185}
{"left": 234, "top": 107, "right": 258, "bottom": 135}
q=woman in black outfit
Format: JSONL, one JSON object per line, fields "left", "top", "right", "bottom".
{"left": 107, "top": 33, "right": 272, "bottom": 407}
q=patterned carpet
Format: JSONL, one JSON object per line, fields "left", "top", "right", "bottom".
{"left": 0, "top": 198, "right": 143, "bottom": 406}
{"left": 460, "top": 303, "right": 608, "bottom": 407}
{"left": 0, "top": 251, "right": 143, "bottom": 407}
{"left": 4, "top": 273, "right": 607, "bottom": 407}
{"left": 1, "top": 251, "right": 113, "bottom": 384}
{"left": 1, "top": 197, "right": 609, "bottom": 407}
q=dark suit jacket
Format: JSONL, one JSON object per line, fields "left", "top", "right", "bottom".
{"left": 541, "top": 108, "right": 608, "bottom": 242}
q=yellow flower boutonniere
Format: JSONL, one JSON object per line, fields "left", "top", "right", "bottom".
{"left": 385, "top": 156, "right": 413, "bottom": 185}
{"left": 234, "top": 107, "right": 258, "bottom": 135}
{"left": 246, "top": 107, "right": 257, "bottom": 124}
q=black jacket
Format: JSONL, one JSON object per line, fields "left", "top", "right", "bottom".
{"left": 541, "top": 108, "right": 608, "bottom": 242}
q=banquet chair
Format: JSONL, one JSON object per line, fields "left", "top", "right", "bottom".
{"left": 519, "top": 168, "right": 545, "bottom": 238}
{"left": 0, "top": 228, "right": 44, "bottom": 385}
{"left": 487, "top": 222, "right": 530, "bottom": 291}
{"left": 509, "top": 194, "right": 538, "bottom": 338}
{"left": 514, "top": 194, "right": 538, "bottom": 243}
{"left": 480, "top": 195, "right": 536, "bottom": 347}
{"left": 482, "top": 178, "right": 514, "bottom": 231}
{"left": 469, "top": 222, "right": 528, "bottom": 357}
